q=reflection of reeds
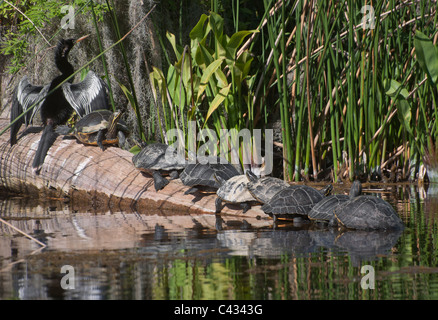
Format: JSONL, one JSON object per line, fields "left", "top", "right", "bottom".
{"left": 0, "top": 217, "right": 47, "bottom": 272}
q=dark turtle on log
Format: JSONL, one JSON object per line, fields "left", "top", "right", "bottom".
{"left": 308, "top": 180, "right": 362, "bottom": 226}
{"left": 179, "top": 157, "right": 240, "bottom": 195}
{"left": 245, "top": 170, "right": 290, "bottom": 204}
{"left": 334, "top": 184, "right": 404, "bottom": 230}
{"left": 132, "top": 142, "right": 186, "bottom": 191}
{"left": 261, "top": 184, "right": 333, "bottom": 222}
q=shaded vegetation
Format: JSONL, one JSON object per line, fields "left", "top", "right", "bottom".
{"left": 1, "top": 0, "right": 438, "bottom": 183}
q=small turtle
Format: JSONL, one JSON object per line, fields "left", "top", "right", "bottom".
{"left": 308, "top": 180, "right": 362, "bottom": 226}
{"left": 132, "top": 142, "right": 186, "bottom": 191}
{"left": 246, "top": 170, "right": 290, "bottom": 204}
{"left": 57, "top": 110, "right": 129, "bottom": 150}
{"left": 179, "top": 157, "right": 240, "bottom": 195}
{"left": 261, "top": 184, "right": 333, "bottom": 222}
{"left": 215, "top": 174, "right": 257, "bottom": 213}
{"left": 334, "top": 187, "right": 404, "bottom": 230}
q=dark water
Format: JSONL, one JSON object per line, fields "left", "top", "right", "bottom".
{"left": 1, "top": 184, "right": 438, "bottom": 300}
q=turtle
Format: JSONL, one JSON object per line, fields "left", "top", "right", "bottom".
{"left": 334, "top": 188, "right": 404, "bottom": 231}
{"left": 215, "top": 174, "right": 257, "bottom": 213}
{"left": 245, "top": 170, "right": 290, "bottom": 204}
{"left": 57, "top": 109, "right": 129, "bottom": 150}
{"left": 308, "top": 180, "right": 362, "bottom": 226}
{"left": 179, "top": 157, "right": 240, "bottom": 195}
{"left": 132, "top": 142, "right": 186, "bottom": 191}
{"left": 261, "top": 184, "right": 333, "bottom": 222}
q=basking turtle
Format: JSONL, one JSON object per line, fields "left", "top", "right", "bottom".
{"left": 261, "top": 184, "right": 333, "bottom": 222}
{"left": 132, "top": 142, "right": 186, "bottom": 191}
{"left": 179, "top": 157, "right": 240, "bottom": 195}
{"left": 246, "top": 170, "right": 290, "bottom": 204}
{"left": 58, "top": 110, "right": 129, "bottom": 150}
{"left": 308, "top": 180, "right": 362, "bottom": 225}
{"left": 334, "top": 187, "right": 404, "bottom": 230}
{"left": 215, "top": 174, "right": 257, "bottom": 213}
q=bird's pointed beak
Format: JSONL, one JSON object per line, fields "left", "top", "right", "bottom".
{"left": 75, "top": 34, "right": 90, "bottom": 43}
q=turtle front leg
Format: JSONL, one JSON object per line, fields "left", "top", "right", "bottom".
{"left": 96, "top": 129, "right": 105, "bottom": 151}
{"left": 117, "top": 131, "right": 126, "bottom": 148}
{"left": 240, "top": 202, "right": 250, "bottom": 213}
{"left": 184, "top": 187, "right": 198, "bottom": 195}
{"left": 215, "top": 197, "right": 222, "bottom": 213}
{"left": 153, "top": 171, "right": 169, "bottom": 191}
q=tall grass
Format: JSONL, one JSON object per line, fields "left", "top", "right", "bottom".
{"left": 2, "top": 0, "right": 437, "bottom": 182}
{"left": 199, "top": 0, "right": 438, "bottom": 182}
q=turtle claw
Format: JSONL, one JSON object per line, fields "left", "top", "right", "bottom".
{"left": 153, "top": 171, "right": 169, "bottom": 191}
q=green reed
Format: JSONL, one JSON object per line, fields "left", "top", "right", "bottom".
{"left": 2, "top": 0, "right": 437, "bottom": 182}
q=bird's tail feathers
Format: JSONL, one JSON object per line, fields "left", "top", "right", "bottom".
{"left": 32, "top": 123, "right": 59, "bottom": 174}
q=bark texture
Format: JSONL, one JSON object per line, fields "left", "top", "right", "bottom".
{"left": 0, "top": 116, "right": 266, "bottom": 219}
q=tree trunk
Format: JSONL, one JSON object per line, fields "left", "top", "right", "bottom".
{"left": 0, "top": 116, "right": 266, "bottom": 219}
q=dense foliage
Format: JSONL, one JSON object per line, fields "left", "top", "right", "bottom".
{"left": 1, "top": 0, "right": 437, "bottom": 182}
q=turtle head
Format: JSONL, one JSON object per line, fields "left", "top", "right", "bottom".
{"left": 108, "top": 111, "right": 123, "bottom": 133}
{"left": 214, "top": 174, "right": 226, "bottom": 186}
{"left": 349, "top": 180, "right": 362, "bottom": 198}
{"left": 245, "top": 170, "right": 258, "bottom": 182}
{"left": 321, "top": 184, "right": 333, "bottom": 196}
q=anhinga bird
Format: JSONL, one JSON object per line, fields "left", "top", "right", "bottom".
{"left": 10, "top": 35, "right": 111, "bottom": 173}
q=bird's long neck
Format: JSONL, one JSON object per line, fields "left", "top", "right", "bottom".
{"left": 54, "top": 50, "right": 74, "bottom": 81}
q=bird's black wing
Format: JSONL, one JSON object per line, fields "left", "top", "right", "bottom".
{"left": 10, "top": 76, "right": 50, "bottom": 145}
{"left": 62, "top": 71, "right": 111, "bottom": 117}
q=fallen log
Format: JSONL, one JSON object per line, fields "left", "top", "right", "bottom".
{"left": 0, "top": 116, "right": 268, "bottom": 220}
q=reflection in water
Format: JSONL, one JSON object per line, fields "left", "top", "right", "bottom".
{"left": 1, "top": 183, "right": 438, "bottom": 299}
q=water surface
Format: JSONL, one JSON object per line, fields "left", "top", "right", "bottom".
{"left": 1, "top": 183, "right": 438, "bottom": 300}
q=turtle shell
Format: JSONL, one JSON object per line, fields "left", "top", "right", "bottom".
{"left": 132, "top": 142, "right": 186, "bottom": 173}
{"left": 261, "top": 185, "right": 329, "bottom": 216}
{"left": 308, "top": 194, "right": 349, "bottom": 222}
{"left": 334, "top": 195, "right": 404, "bottom": 230}
{"left": 309, "top": 180, "right": 362, "bottom": 223}
{"left": 73, "top": 110, "right": 128, "bottom": 145}
{"left": 217, "top": 175, "right": 255, "bottom": 203}
{"left": 179, "top": 158, "right": 240, "bottom": 189}
{"left": 246, "top": 171, "right": 289, "bottom": 204}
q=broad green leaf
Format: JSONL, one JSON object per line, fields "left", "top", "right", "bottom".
{"left": 189, "top": 14, "right": 209, "bottom": 41}
{"left": 166, "top": 31, "right": 183, "bottom": 61}
{"left": 181, "top": 48, "right": 192, "bottom": 88}
{"left": 214, "top": 68, "right": 228, "bottom": 88}
{"left": 396, "top": 98, "right": 413, "bottom": 136}
{"left": 116, "top": 79, "right": 136, "bottom": 113}
{"left": 384, "top": 79, "right": 412, "bottom": 136}
{"left": 167, "top": 65, "right": 186, "bottom": 109}
{"left": 197, "top": 58, "right": 224, "bottom": 102}
{"left": 204, "top": 84, "right": 231, "bottom": 124}
{"left": 384, "top": 79, "right": 409, "bottom": 99}
{"left": 209, "top": 11, "right": 224, "bottom": 39}
{"left": 226, "top": 30, "right": 257, "bottom": 59}
{"left": 414, "top": 30, "right": 438, "bottom": 84}
{"left": 150, "top": 67, "right": 168, "bottom": 105}
{"left": 195, "top": 43, "right": 214, "bottom": 69}
{"left": 129, "top": 145, "right": 141, "bottom": 155}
